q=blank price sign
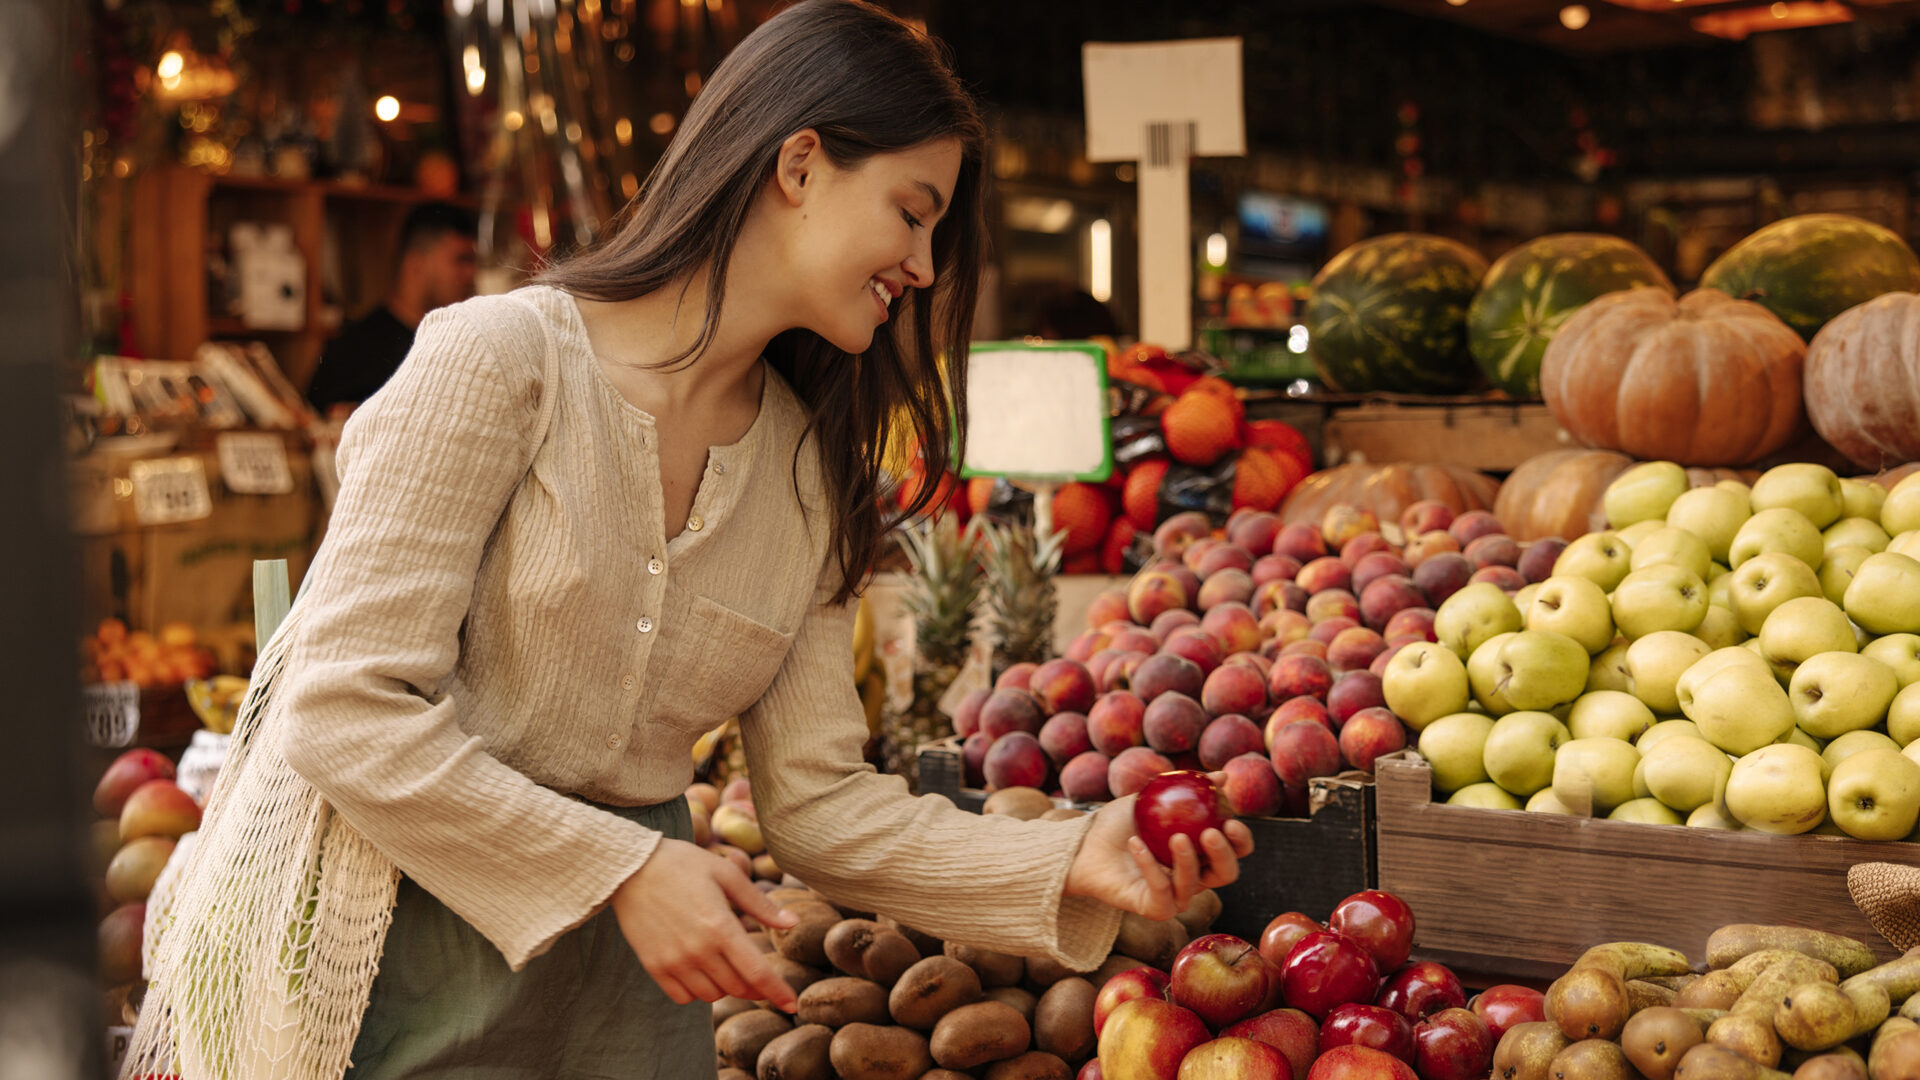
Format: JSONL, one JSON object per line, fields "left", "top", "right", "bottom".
{"left": 129, "top": 456, "right": 213, "bottom": 526}
{"left": 216, "top": 432, "right": 293, "bottom": 495}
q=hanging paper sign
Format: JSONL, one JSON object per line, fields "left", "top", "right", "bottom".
{"left": 960, "top": 341, "right": 1113, "bottom": 483}
{"left": 216, "top": 432, "right": 293, "bottom": 495}
{"left": 129, "top": 456, "right": 212, "bottom": 526}
{"left": 84, "top": 681, "right": 140, "bottom": 749}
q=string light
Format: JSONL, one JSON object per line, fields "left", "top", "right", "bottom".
{"left": 1560, "top": 4, "right": 1591, "bottom": 28}
{"left": 374, "top": 96, "right": 401, "bottom": 122}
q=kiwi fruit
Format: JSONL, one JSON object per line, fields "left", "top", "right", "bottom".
{"left": 755, "top": 1023, "right": 832, "bottom": 1080}
{"left": 983, "top": 787, "right": 1056, "bottom": 819}
{"left": 825, "top": 920, "right": 886, "bottom": 977}
{"left": 1093, "top": 955, "right": 1151, "bottom": 986}
{"left": 1114, "top": 913, "right": 1188, "bottom": 969}
{"left": 1175, "top": 890, "right": 1223, "bottom": 938}
{"left": 716, "top": 1009, "right": 793, "bottom": 1071}
{"left": 796, "top": 977, "right": 890, "bottom": 1028}
{"left": 828, "top": 1023, "right": 934, "bottom": 1080}
{"left": 987, "top": 986, "right": 1039, "bottom": 1023}
{"left": 931, "top": 1000, "right": 1033, "bottom": 1070}
{"left": 862, "top": 929, "right": 921, "bottom": 987}
{"left": 1023, "top": 954, "right": 1089, "bottom": 991}
{"left": 745, "top": 931, "right": 774, "bottom": 954}
{"left": 1040, "top": 808, "right": 1086, "bottom": 822}
{"left": 767, "top": 957, "right": 827, "bottom": 997}
{"left": 946, "top": 942, "right": 1026, "bottom": 989}
{"left": 876, "top": 916, "right": 943, "bottom": 958}
{"left": 889, "top": 956, "right": 985, "bottom": 1030}
{"left": 714, "top": 996, "right": 760, "bottom": 1028}
{"left": 1034, "top": 977, "right": 1096, "bottom": 1063}
{"left": 719, "top": 1070, "right": 753, "bottom": 1080}
{"left": 983, "top": 1050, "right": 1073, "bottom": 1079}
{"left": 770, "top": 901, "right": 840, "bottom": 967}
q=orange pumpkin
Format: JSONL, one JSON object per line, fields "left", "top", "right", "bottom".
{"left": 1804, "top": 292, "right": 1920, "bottom": 471}
{"left": 1495, "top": 449, "right": 1755, "bottom": 542}
{"left": 1540, "top": 287, "right": 1806, "bottom": 466}
{"left": 1280, "top": 462, "right": 1499, "bottom": 529}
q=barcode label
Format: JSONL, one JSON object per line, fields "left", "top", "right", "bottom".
{"left": 1145, "top": 120, "right": 1196, "bottom": 168}
{"left": 84, "top": 682, "right": 140, "bottom": 748}
{"left": 217, "top": 432, "right": 293, "bottom": 495}
{"left": 129, "top": 456, "right": 212, "bottom": 526}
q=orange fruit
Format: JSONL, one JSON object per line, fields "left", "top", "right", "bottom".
{"left": 1247, "top": 419, "right": 1312, "bottom": 469}
{"left": 967, "top": 475, "right": 998, "bottom": 518}
{"left": 1187, "top": 376, "right": 1245, "bottom": 424}
{"left": 1161, "top": 391, "right": 1242, "bottom": 467}
{"left": 1123, "top": 459, "right": 1170, "bottom": 531}
{"left": 1232, "top": 448, "right": 1289, "bottom": 512}
{"left": 1051, "top": 482, "right": 1113, "bottom": 556}
{"left": 1102, "top": 515, "right": 1137, "bottom": 575}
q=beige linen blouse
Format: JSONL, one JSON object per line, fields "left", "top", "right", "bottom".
{"left": 276, "top": 284, "right": 1123, "bottom": 972}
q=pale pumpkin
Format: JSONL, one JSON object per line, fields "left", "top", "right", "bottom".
{"left": 1539, "top": 287, "right": 1806, "bottom": 466}
{"left": 1805, "top": 292, "right": 1920, "bottom": 471}
{"left": 1495, "top": 449, "right": 1753, "bottom": 542}
{"left": 1279, "top": 462, "right": 1499, "bottom": 529}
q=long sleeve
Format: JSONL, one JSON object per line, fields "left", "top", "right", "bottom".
{"left": 738, "top": 578, "right": 1123, "bottom": 970}
{"left": 278, "top": 304, "right": 659, "bottom": 970}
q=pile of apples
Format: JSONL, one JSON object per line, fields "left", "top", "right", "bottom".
{"left": 1399, "top": 462, "right": 1920, "bottom": 839}
{"left": 1094, "top": 888, "right": 1543, "bottom": 1080}
{"left": 91, "top": 748, "right": 200, "bottom": 990}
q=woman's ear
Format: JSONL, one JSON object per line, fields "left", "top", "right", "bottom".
{"left": 774, "top": 129, "right": 822, "bottom": 206}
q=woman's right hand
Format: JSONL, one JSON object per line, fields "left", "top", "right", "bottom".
{"left": 610, "top": 838, "right": 801, "bottom": 1011}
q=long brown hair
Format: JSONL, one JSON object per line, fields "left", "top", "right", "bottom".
{"left": 538, "top": 0, "right": 985, "bottom": 603}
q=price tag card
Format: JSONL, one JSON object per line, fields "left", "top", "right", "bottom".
{"left": 960, "top": 341, "right": 1113, "bottom": 483}
{"left": 216, "top": 432, "right": 293, "bottom": 495}
{"left": 129, "top": 456, "right": 213, "bottom": 526}
{"left": 84, "top": 681, "right": 140, "bottom": 748}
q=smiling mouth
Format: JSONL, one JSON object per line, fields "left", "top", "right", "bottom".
{"left": 868, "top": 277, "right": 893, "bottom": 306}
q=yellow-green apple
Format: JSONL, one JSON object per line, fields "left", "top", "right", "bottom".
{"left": 1719, "top": 478, "right": 1753, "bottom": 497}
{"left": 1759, "top": 596, "right": 1859, "bottom": 682}
{"left": 1586, "top": 640, "right": 1633, "bottom": 694}
{"left": 1827, "top": 748, "right": 1920, "bottom": 840}
{"left": 1609, "top": 797, "right": 1683, "bottom": 825}
{"left": 1724, "top": 744, "right": 1828, "bottom": 834}
{"left": 1527, "top": 788, "right": 1576, "bottom": 814}
{"left": 1554, "top": 533, "right": 1633, "bottom": 593}
{"left": 1615, "top": 520, "right": 1666, "bottom": 550}
{"left": 1448, "top": 783, "right": 1521, "bottom": 809}
{"left": 1525, "top": 576, "right": 1615, "bottom": 654}
{"left": 1482, "top": 631, "right": 1590, "bottom": 712}
{"left": 1629, "top": 527, "right": 1714, "bottom": 581}
{"left": 1666, "top": 486, "right": 1751, "bottom": 565}
{"left": 1610, "top": 565, "right": 1709, "bottom": 639}
{"left": 1819, "top": 545, "right": 1874, "bottom": 607}
{"left": 1822, "top": 729, "right": 1900, "bottom": 773}
{"left": 1482, "top": 710, "right": 1572, "bottom": 796}
{"left": 1513, "top": 583, "right": 1541, "bottom": 614}
{"left": 1841, "top": 478, "right": 1888, "bottom": 523}
{"left": 1886, "top": 473, "right": 1920, "bottom": 535}
{"left": 1551, "top": 737, "right": 1642, "bottom": 815}
{"left": 1434, "top": 583, "right": 1522, "bottom": 661}
{"left": 1604, "top": 461, "right": 1689, "bottom": 529}
{"left": 1178, "top": 1036, "right": 1295, "bottom": 1080}
{"left": 1624, "top": 631, "right": 1712, "bottom": 715}
{"left": 105, "top": 834, "right": 176, "bottom": 905}
{"left": 1863, "top": 634, "right": 1920, "bottom": 690}
{"left": 1779, "top": 725, "right": 1825, "bottom": 755}
{"left": 1637, "top": 733, "right": 1731, "bottom": 812}
{"left": 1566, "top": 691, "right": 1657, "bottom": 743}
{"left": 1468, "top": 633, "right": 1519, "bottom": 714}
{"left": 1694, "top": 605, "right": 1745, "bottom": 650}
{"left": 1099, "top": 996, "right": 1212, "bottom": 1078}
{"left": 1636, "top": 718, "right": 1704, "bottom": 755}
{"left": 1825, "top": 517, "right": 1891, "bottom": 557}
{"left": 1688, "top": 802, "right": 1740, "bottom": 829}
{"left": 1730, "top": 508, "right": 1826, "bottom": 570}
{"left": 1095, "top": 966, "right": 1173, "bottom": 1037}
{"left": 1729, "top": 552, "right": 1825, "bottom": 635}
{"left": 1894, "top": 683, "right": 1920, "bottom": 747}
{"left": 1844, "top": 552, "right": 1920, "bottom": 636}
{"left": 1681, "top": 663, "right": 1797, "bottom": 754}
{"left": 1750, "top": 463, "right": 1846, "bottom": 530}
{"left": 1893, "top": 530, "right": 1920, "bottom": 560}
{"left": 1708, "top": 570, "right": 1736, "bottom": 609}
{"left": 1382, "top": 642, "right": 1471, "bottom": 731}
{"left": 1675, "top": 647, "right": 1772, "bottom": 709}
{"left": 1418, "top": 712, "right": 1495, "bottom": 795}
{"left": 1790, "top": 652, "right": 1900, "bottom": 738}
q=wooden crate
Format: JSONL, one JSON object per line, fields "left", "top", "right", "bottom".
{"left": 917, "top": 737, "right": 1376, "bottom": 942}
{"left": 1374, "top": 751, "right": 1920, "bottom": 985}
{"left": 1322, "top": 401, "right": 1569, "bottom": 473}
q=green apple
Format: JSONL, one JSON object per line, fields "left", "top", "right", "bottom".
{"left": 1624, "top": 631, "right": 1712, "bottom": 715}
{"left": 1526, "top": 576, "right": 1616, "bottom": 654}
{"left": 1821, "top": 729, "right": 1901, "bottom": 773}
{"left": 1552, "top": 736, "right": 1642, "bottom": 815}
{"left": 1682, "top": 662, "right": 1797, "bottom": 754}
{"left": 1435, "top": 582, "right": 1524, "bottom": 661}
{"left": 1615, "top": 520, "right": 1666, "bottom": 550}
{"left": 1555, "top": 532, "right": 1634, "bottom": 593}
{"left": 1892, "top": 684, "right": 1920, "bottom": 747}
{"left": 1778, "top": 725, "right": 1827, "bottom": 758}
{"left": 1587, "top": 639, "right": 1633, "bottom": 695}
{"left": 1750, "top": 463, "right": 1846, "bottom": 530}
{"left": 1449, "top": 782, "right": 1522, "bottom": 810}
{"left": 1383, "top": 641, "right": 1472, "bottom": 731}
{"left": 1790, "top": 651, "right": 1900, "bottom": 738}
{"left": 1611, "top": 564, "right": 1710, "bottom": 639}
{"left": 1707, "top": 570, "right": 1736, "bottom": 609}
{"left": 1688, "top": 802, "right": 1741, "bottom": 829}
{"left": 1639, "top": 734, "right": 1732, "bottom": 812}
{"left": 1468, "top": 632, "right": 1519, "bottom": 715}
{"left": 1883, "top": 472, "right": 1920, "bottom": 535}
{"left": 1724, "top": 743, "right": 1828, "bottom": 834}
{"left": 1892, "top": 531, "right": 1920, "bottom": 561}
{"left": 1567, "top": 690, "right": 1658, "bottom": 743}
{"left": 1514, "top": 583, "right": 1541, "bottom": 613}
{"left": 1840, "top": 477, "right": 1888, "bottom": 523}
{"left": 1864, "top": 634, "right": 1920, "bottom": 690}
{"left": 1483, "top": 710, "right": 1572, "bottom": 796}
{"left": 1630, "top": 526, "right": 1714, "bottom": 581}
{"left": 1729, "top": 552, "right": 1825, "bottom": 635}
{"left": 1666, "top": 485, "right": 1752, "bottom": 565}
{"left": 1676, "top": 646, "right": 1773, "bottom": 711}
{"left": 1487, "top": 630, "right": 1592, "bottom": 713}
{"left": 1844, "top": 552, "right": 1920, "bottom": 636}
{"left": 1637, "top": 718, "right": 1704, "bottom": 755}
{"left": 1827, "top": 748, "right": 1920, "bottom": 840}
{"left": 1609, "top": 797, "right": 1684, "bottom": 825}
{"left": 1824, "top": 517, "right": 1891, "bottom": 557}
{"left": 1419, "top": 711, "right": 1496, "bottom": 795}
{"left": 1759, "top": 595, "right": 1859, "bottom": 683}
{"left": 1729, "top": 508, "right": 1826, "bottom": 570}
{"left": 1605, "top": 461, "right": 1689, "bottom": 529}
{"left": 1527, "top": 788, "right": 1576, "bottom": 814}
{"left": 1694, "top": 605, "right": 1746, "bottom": 650}
{"left": 1818, "top": 545, "right": 1874, "bottom": 607}
{"left": 1904, "top": 739, "right": 1920, "bottom": 770}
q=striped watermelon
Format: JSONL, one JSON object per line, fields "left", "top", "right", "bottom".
{"left": 1467, "top": 233, "right": 1672, "bottom": 399}
{"left": 1700, "top": 213, "right": 1920, "bottom": 341}
{"left": 1305, "top": 233, "right": 1488, "bottom": 394}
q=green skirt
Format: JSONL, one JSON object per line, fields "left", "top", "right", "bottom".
{"left": 344, "top": 797, "right": 716, "bottom": 1079}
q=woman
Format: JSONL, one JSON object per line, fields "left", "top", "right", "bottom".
{"left": 127, "top": 3, "right": 1252, "bottom": 1077}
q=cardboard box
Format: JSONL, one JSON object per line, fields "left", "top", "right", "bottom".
{"left": 1374, "top": 751, "right": 1920, "bottom": 985}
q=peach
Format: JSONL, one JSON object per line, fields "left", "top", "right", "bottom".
{"left": 1268, "top": 654, "right": 1334, "bottom": 701}
{"left": 953, "top": 688, "right": 991, "bottom": 738}
{"left": 1127, "top": 569, "right": 1190, "bottom": 625}
{"left": 1327, "top": 626, "right": 1388, "bottom": 673}
{"left": 1309, "top": 616, "right": 1360, "bottom": 646}
{"left": 1516, "top": 537, "right": 1568, "bottom": 584}
{"left": 120, "top": 779, "right": 201, "bottom": 842}
{"left": 1359, "top": 575, "right": 1428, "bottom": 632}
{"left": 1267, "top": 697, "right": 1333, "bottom": 741}
{"left": 1032, "top": 658, "right": 1098, "bottom": 715}
{"left": 1150, "top": 608, "right": 1202, "bottom": 640}
{"left": 1112, "top": 628, "right": 1162, "bottom": 655}
{"left": 1065, "top": 629, "right": 1110, "bottom": 664}
{"left": 1463, "top": 533, "right": 1522, "bottom": 570}
{"left": 1039, "top": 711, "right": 1094, "bottom": 766}
{"left": 1306, "top": 590, "right": 1361, "bottom": 625}
{"left": 1110, "top": 746, "right": 1177, "bottom": 797}
{"left": 1197, "top": 568, "right": 1256, "bottom": 610}
{"left": 1253, "top": 580, "right": 1308, "bottom": 618}
{"left": 1260, "top": 609, "right": 1313, "bottom": 645}
{"left": 1411, "top": 553, "right": 1473, "bottom": 607}
{"left": 997, "top": 662, "right": 1040, "bottom": 691}
{"left": 1062, "top": 750, "right": 1114, "bottom": 803}
{"left": 1338, "top": 706, "right": 1408, "bottom": 773}
{"left": 1351, "top": 552, "right": 1413, "bottom": 598}
{"left": 1104, "top": 650, "right": 1153, "bottom": 693}
{"left": 1279, "top": 639, "right": 1329, "bottom": 661}
{"left": 685, "top": 783, "right": 721, "bottom": 814}
{"left": 1087, "top": 649, "right": 1126, "bottom": 686}
{"left": 1469, "top": 565, "right": 1527, "bottom": 593}
{"left": 979, "top": 688, "right": 1046, "bottom": 739}
{"left": 962, "top": 732, "right": 993, "bottom": 787}
{"left": 1223, "top": 752, "right": 1284, "bottom": 817}
{"left": 1229, "top": 512, "right": 1284, "bottom": 557}
{"left": 1156, "top": 562, "right": 1205, "bottom": 608}
{"left": 1144, "top": 692, "right": 1209, "bottom": 754}
{"left": 721, "top": 776, "right": 753, "bottom": 807}
{"left": 99, "top": 902, "right": 146, "bottom": 987}
{"left": 1203, "top": 662, "right": 1269, "bottom": 719}
{"left": 712, "top": 803, "right": 765, "bottom": 854}
{"left": 1251, "top": 553, "right": 1304, "bottom": 588}
{"left": 1088, "top": 690, "right": 1149, "bottom": 755}
{"left": 1327, "top": 670, "right": 1387, "bottom": 728}
{"left": 1369, "top": 643, "right": 1405, "bottom": 677}
{"left": 1133, "top": 652, "right": 1205, "bottom": 702}
{"left": 1322, "top": 505, "right": 1381, "bottom": 550}
{"left": 1154, "top": 511, "right": 1214, "bottom": 559}
{"left": 94, "top": 748, "right": 176, "bottom": 818}
{"left": 1269, "top": 717, "right": 1344, "bottom": 787}
{"left": 1400, "top": 500, "right": 1457, "bottom": 539}
{"left": 984, "top": 731, "right": 1050, "bottom": 790}
{"left": 1087, "top": 587, "right": 1132, "bottom": 631}
{"left": 1296, "top": 556, "right": 1353, "bottom": 596}
{"left": 1448, "top": 510, "right": 1506, "bottom": 547}
{"left": 1225, "top": 651, "right": 1273, "bottom": 681}
{"left": 1198, "top": 714, "right": 1266, "bottom": 770}
{"left": 1274, "top": 523, "right": 1329, "bottom": 564}
{"left": 1202, "top": 602, "right": 1263, "bottom": 656}
{"left": 1382, "top": 607, "right": 1437, "bottom": 643}
{"left": 1340, "top": 532, "right": 1395, "bottom": 569}
{"left": 1183, "top": 537, "right": 1224, "bottom": 573}
{"left": 1196, "top": 544, "right": 1257, "bottom": 579}
{"left": 1403, "top": 530, "right": 1462, "bottom": 567}
{"left": 1164, "top": 627, "right": 1225, "bottom": 676}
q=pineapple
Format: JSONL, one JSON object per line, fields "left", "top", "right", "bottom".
{"left": 977, "top": 518, "right": 1066, "bottom": 676}
{"left": 889, "top": 515, "right": 985, "bottom": 786}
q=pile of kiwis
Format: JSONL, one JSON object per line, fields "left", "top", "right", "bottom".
{"left": 714, "top": 790, "right": 1221, "bottom": 1080}
{"left": 1497, "top": 925, "right": 1920, "bottom": 1080}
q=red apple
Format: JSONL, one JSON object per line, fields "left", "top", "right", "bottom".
{"left": 1089, "top": 691, "right": 1149, "bottom": 755}
{"left": 1133, "top": 770, "right": 1231, "bottom": 867}
{"left": 1269, "top": 719, "right": 1343, "bottom": 788}
{"left": 1274, "top": 524, "right": 1329, "bottom": 564}
{"left": 1134, "top": 653, "right": 1206, "bottom": 703}
{"left": 1308, "top": 1044, "right": 1419, "bottom": 1080}
{"left": 1034, "top": 658, "right": 1100, "bottom": 716}
{"left": 1171, "top": 934, "right": 1273, "bottom": 1029}
{"left": 1098, "top": 997, "right": 1212, "bottom": 1080}
{"left": 1062, "top": 750, "right": 1114, "bottom": 802}
{"left": 1337, "top": 707, "right": 1408, "bottom": 773}
{"left": 1176, "top": 1036, "right": 1293, "bottom": 1079}
{"left": 1166, "top": 627, "right": 1227, "bottom": 677}
{"left": 1198, "top": 714, "right": 1266, "bottom": 770}
{"left": 1110, "top": 746, "right": 1177, "bottom": 798}
{"left": 1447, "top": 511, "right": 1505, "bottom": 547}
{"left": 1040, "top": 711, "right": 1095, "bottom": 766}
{"left": 1224, "top": 1008, "right": 1322, "bottom": 1080}
{"left": 1281, "top": 931, "right": 1382, "bottom": 1019}
{"left": 1321, "top": 1003, "right": 1417, "bottom": 1064}
{"left": 1468, "top": 985, "right": 1547, "bottom": 1045}
{"left": 94, "top": 748, "right": 176, "bottom": 818}
{"left": 1222, "top": 752, "right": 1283, "bottom": 817}
{"left": 1095, "top": 966, "right": 1172, "bottom": 1036}
{"left": 1259, "top": 913, "right": 1324, "bottom": 971}
{"left": 1375, "top": 962, "right": 1467, "bottom": 1022}
{"left": 1327, "top": 671, "right": 1387, "bottom": 728}
{"left": 1412, "top": 1008, "right": 1494, "bottom": 1080}
{"left": 1329, "top": 890, "right": 1417, "bottom": 975}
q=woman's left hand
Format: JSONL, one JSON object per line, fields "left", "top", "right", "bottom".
{"left": 1061, "top": 788, "right": 1254, "bottom": 920}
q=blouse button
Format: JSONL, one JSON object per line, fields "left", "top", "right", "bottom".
{"left": 621, "top": 674, "right": 636, "bottom": 691}
{"left": 714, "top": 462, "right": 726, "bottom": 475}
{"left": 687, "top": 515, "right": 705, "bottom": 532}
{"left": 606, "top": 732, "right": 622, "bottom": 749}
{"left": 647, "top": 557, "right": 664, "bottom": 575}
{"left": 636, "top": 616, "right": 654, "bottom": 633}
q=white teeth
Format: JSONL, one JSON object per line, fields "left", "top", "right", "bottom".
{"left": 870, "top": 278, "right": 890, "bottom": 304}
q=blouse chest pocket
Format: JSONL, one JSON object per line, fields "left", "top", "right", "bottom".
{"left": 657, "top": 593, "right": 796, "bottom": 729}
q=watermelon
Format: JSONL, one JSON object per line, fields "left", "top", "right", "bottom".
{"left": 1700, "top": 213, "right": 1920, "bottom": 341}
{"left": 1304, "top": 233, "right": 1488, "bottom": 394}
{"left": 1466, "top": 233, "right": 1672, "bottom": 399}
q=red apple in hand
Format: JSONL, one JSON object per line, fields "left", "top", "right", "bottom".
{"left": 1308, "top": 1044, "right": 1419, "bottom": 1080}
{"left": 1095, "top": 967, "right": 1171, "bottom": 1036}
{"left": 1223, "top": 1009, "right": 1321, "bottom": 1080}
{"left": 1375, "top": 962, "right": 1466, "bottom": 1022}
{"left": 1259, "top": 912, "right": 1324, "bottom": 971}
{"left": 1329, "top": 890, "right": 1417, "bottom": 974}
{"left": 1175, "top": 1036, "right": 1293, "bottom": 1079}
{"left": 1413, "top": 1007, "right": 1494, "bottom": 1080}
{"left": 1281, "top": 931, "right": 1382, "bottom": 1020}
{"left": 1098, "top": 998, "right": 1211, "bottom": 1080}
{"left": 1321, "top": 1003, "right": 1417, "bottom": 1064}
{"left": 1171, "top": 934, "right": 1272, "bottom": 1029}
{"left": 1133, "top": 770, "right": 1231, "bottom": 867}
{"left": 1468, "top": 984, "right": 1546, "bottom": 1045}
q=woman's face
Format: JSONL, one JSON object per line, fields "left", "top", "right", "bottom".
{"left": 782, "top": 137, "right": 963, "bottom": 353}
